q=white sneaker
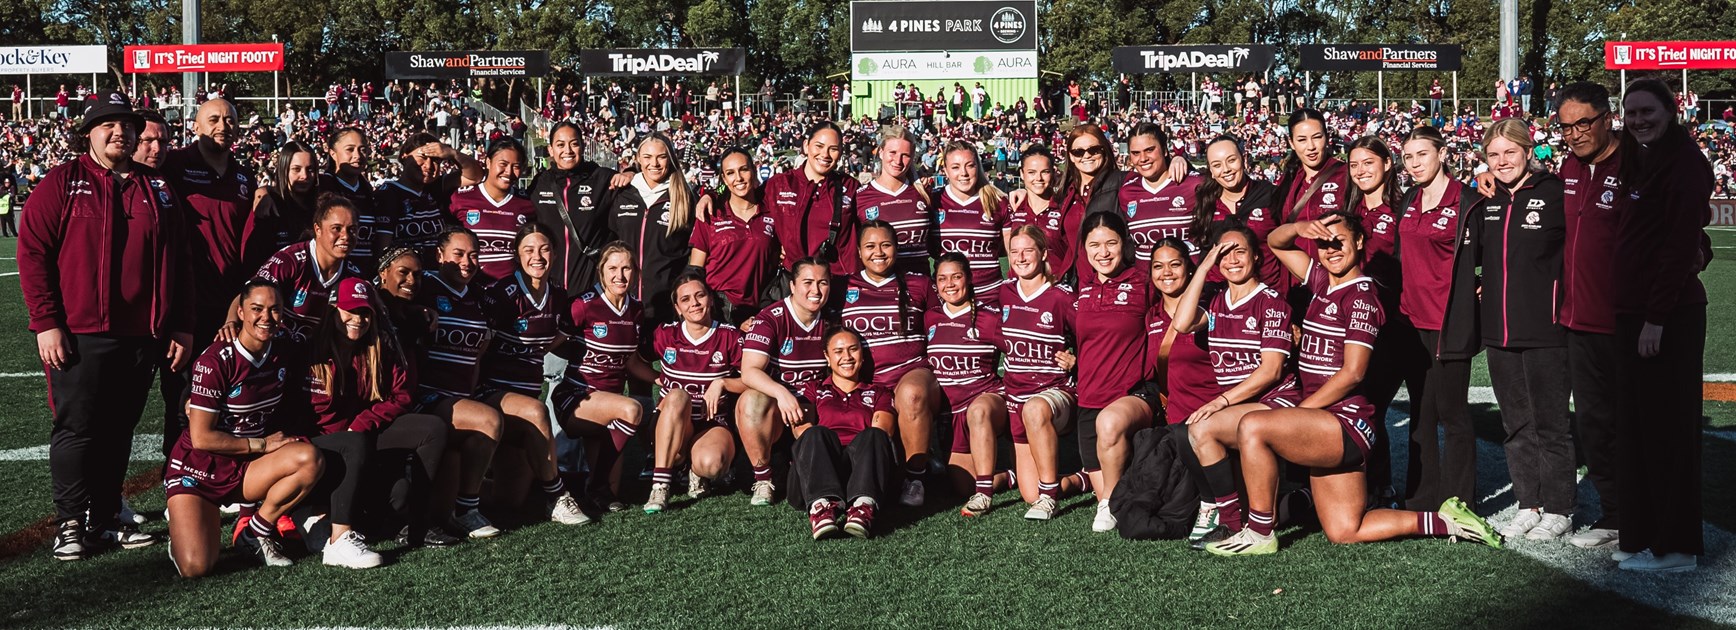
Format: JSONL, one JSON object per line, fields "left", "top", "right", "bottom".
{"left": 749, "top": 480, "right": 776, "bottom": 506}
{"left": 960, "top": 492, "right": 992, "bottom": 517}
{"left": 119, "top": 499, "right": 147, "bottom": 526}
{"left": 644, "top": 483, "right": 670, "bottom": 514}
{"left": 219, "top": 503, "right": 241, "bottom": 515}
{"left": 1569, "top": 527, "right": 1619, "bottom": 549}
{"left": 1611, "top": 548, "right": 1639, "bottom": 562}
{"left": 449, "top": 510, "right": 501, "bottom": 539}
{"left": 1524, "top": 513, "right": 1573, "bottom": 541}
{"left": 549, "top": 492, "right": 591, "bottom": 525}
{"left": 321, "top": 530, "right": 383, "bottom": 569}
{"left": 687, "top": 471, "right": 710, "bottom": 498}
{"left": 899, "top": 479, "right": 925, "bottom": 507}
{"left": 1091, "top": 500, "right": 1117, "bottom": 533}
{"left": 1024, "top": 496, "right": 1058, "bottom": 521}
{"left": 1619, "top": 551, "right": 1697, "bottom": 573}
{"left": 1499, "top": 508, "right": 1541, "bottom": 540}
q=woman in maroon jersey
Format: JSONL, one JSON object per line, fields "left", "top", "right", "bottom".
{"left": 237, "top": 193, "right": 365, "bottom": 346}
{"left": 841, "top": 220, "right": 940, "bottom": 506}
{"left": 1190, "top": 135, "right": 1285, "bottom": 292}
{"left": 997, "top": 226, "right": 1088, "bottom": 521}
{"left": 1198, "top": 212, "right": 1499, "bottom": 556}
{"left": 553, "top": 243, "right": 653, "bottom": 510}
{"left": 1395, "top": 126, "right": 1480, "bottom": 512}
{"left": 165, "top": 281, "right": 324, "bottom": 577}
{"left": 1008, "top": 145, "right": 1065, "bottom": 275}
{"left": 1172, "top": 224, "right": 1299, "bottom": 543}
{"left": 688, "top": 148, "right": 777, "bottom": 325}
{"left": 413, "top": 228, "right": 508, "bottom": 539}
{"left": 1132, "top": 237, "right": 1221, "bottom": 546}
{"left": 760, "top": 122, "right": 858, "bottom": 277}
{"left": 738, "top": 258, "right": 835, "bottom": 507}
{"left": 476, "top": 223, "right": 588, "bottom": 525}
{"left": 1119, "top": 123, "right": 1200, "bottom": 259}
{"left": 786, "top": 327, "right": 898, "bottom": 540}
{"left": 929, "top": 253, "right": 1011, "bottom": 516}
{"left": 857, "top": 126, "right": 933, "bottom": 276}
{"left": 449, "top": 139, "right": 535, "bottom": 282}
{"left": 319, "top": 127, "right": 384, "bottom": 269}
{"left": 1072, "top": 212, "right": 1158, "bottom": 533}
{"left": 935, "top": 142, "right": 1011, "bottom": 307}
{"left": 643, "top": 272, "right": 748, "bottom": 514}
{"left": 1274, "top": 109, "right": 1348, "bottom": 228}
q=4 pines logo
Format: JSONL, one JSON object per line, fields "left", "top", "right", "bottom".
{"left": 990, "top": 7, "right": 1027, "bottom": 44}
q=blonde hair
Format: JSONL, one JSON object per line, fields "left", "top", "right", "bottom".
{"left": 595, "top": 241, "right": 637, "bottom": 287}
{"left": 876, "top": 125, "right": 930, "bottom": 206}
{"left": 1481, "top": 118, "right": 1539, "bottom": 173}
{"left": 942, "top": 141, "right": 1004, "bottom": 219}
{"left": 636, "top": 133, "right": 692, "bottom": 236}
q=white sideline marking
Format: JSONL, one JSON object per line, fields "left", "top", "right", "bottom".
{"left": 0, "top": 433, "right": 161, "bottom": 462}
{"left": 0, "top": 272, "right": 16, "bottom": 277}
{"left": 0, "top": 372, "right": 39, "bottom": 378}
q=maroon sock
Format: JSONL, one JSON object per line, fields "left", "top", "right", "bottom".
{"left": 1247, "top": 508, "right": 1275, "bottom": 537}
{"left": 1038, "top": 481, "right": 1060, "bottom": 499}
{"left": 973, "top": 475, "right": 993, "bottom": 494}
{"left": 1214, "top": 493, "right": 1244, "bottom": 532}
{"left": 1073, "top": 471, "right": 1094, "bottom": 493}
{"left": 752, "top": 465, "right": 773, "bottom": 483}
{"left": 1417, "top": 512, "right": 1450, "bottom": 537}
{"left": 607, "top": 419, "right": 636, "bottom": 451}
{"left": 651, "top": 467, "right": 673, "bottom": 485}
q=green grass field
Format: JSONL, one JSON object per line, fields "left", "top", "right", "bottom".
{"left": 0, "top": 233, "right": 1733, "bottom": 629}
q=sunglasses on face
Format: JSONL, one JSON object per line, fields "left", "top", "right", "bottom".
{"left": 1069, "top": 145, "right": 1107, "bottom": 158}
{"left": 1315, "top": 238, "right": 1345, "bottom": 252}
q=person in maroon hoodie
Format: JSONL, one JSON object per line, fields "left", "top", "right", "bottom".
{"left": 19, "top": 92, "right": 192, "bottom": 560}
{"left": 1610, "top": 78, "right": 1713, "bottom": 573}
{"left": 760, "top": 121, "right": 859, "bottom": 280}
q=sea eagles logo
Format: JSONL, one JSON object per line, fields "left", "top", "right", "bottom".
{"left": 1243, "top": 315, "right": 1258, "bottom": 332}
{"left": 1600, "top": 190, "right": 1615, "bottom": 205}
{"left": 861, "top": 388, "right": 876, "bottom": 406}
{"left": 846, "top": 288, "right": 861, "bottom": 304}
{"left": 780, "top": 339, "right": 795, "bottom": 355}
{"left": 1433, "top": 216, "right": 1449, "bottom": 230}
{"left": 293, "top": 289, "right": 308, "bottom": 308}
{"left": 1321, "top": 193, "right": 1336, "bottom": 205}
{"left": 591, "top": 323, "right": 609, "bottom": 338}
{"left": 1040, "top": 312, "right": 1053, "bottom": 325}
{"left": 1250, "top": 208, "right": 1264, "bottom": 220}
{"left": 663, "top": 348, "right": 678, "bottom": 364}
{"left": 710, "top": 351, "right": 724, "bottom": 363}
{"left": 1000, "top": 306, "right": 1011, "bottom": 321}
{"left": 1172, "top": 196, "right": 1186, "bottom": 207}
{"left": 1526, "top": 211, "right": 1540, "bottom": 225}
{"left": 1127, "top": 201, "right": 1139, "bottom": 218}
{"left": 1325, "top": 303, "right": 1339, "bottom": 317}
{"left": 865, "top": 206, "right": 880, "bottom": 221}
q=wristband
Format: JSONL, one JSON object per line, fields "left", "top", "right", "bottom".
{"left": 249, "top": 438, "right": 264, "bottom": 454}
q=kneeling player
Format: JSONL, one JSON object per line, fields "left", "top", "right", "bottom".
{"left": 1206, "top": 214, "right": 1499, "bottom": 556}
{"left": 165, "top": 281, "right": 324, "bottom": 577}
{"left": 645, "top": 273, "right": 747, "bottom": 513}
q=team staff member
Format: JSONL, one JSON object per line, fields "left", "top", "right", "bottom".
{"left": 1052, "top": 125, "right": 1122, "bottom": 278}
{"left": 380, "top": 132, "right": 482, "bottom": 253}
{"left": 688, "top": 147, "right": 778, "bottom": 325}
{"left": 929, "top": 253, "right": 1012, "bottom": 516}
{"left": 761, "top": 122, "right": 858, "bottom": 277}
{"left": 1119, "top": 123, "right": 1199, "bottom": 258}
{"left": 129, "top": 110, "right": 169, "bottom": 169}
{"left": 1276, "top": 109, "right": 1348, "bottom": 229}
{"left": 242, "top": 142, "right": 319, "bottom": 273}
{"left": 1466, "top": 121, "right": 1575, "bottom": 542}
{"left": 450, "top": 138, "right": 536, "bottom": 282}
{"left": 1203, "top": 213, "right": 1500, "bottom": 556}
{"left": 1611, "top": 79, "right": 1713, "bottom": 573}
{"left": 21, "top": 92, "right": 189, "bottom": 560}
{"left": 165, "top": 281, "right": 324, "bottom": 577}
{"left": 532, "top": 121, "right": 619, "bottom": 299}
{"left": 320, "top": 128, "right": 384, "bottom": 269}
{"left": 935, "top": 142, "right": 1011, "bottom": 307}
{"left": 998, "top": 227, "right": 1088, "bottom": 521}
{"left": 643, "top": 273, "right": 747, "bottom": 514}
{"left": 1072, "top": 212, "right": 1157, "bottom": 533}
{"left": 609, "top": 133, "right": 694, "bottom": 325}
{"left": 839, "top": 220, "right": 939, "bottom": 506}
{"left": 854, "top": 126, "right": 932, "bottom": 276}
{"left": 1396, "top": 126, "right": 1482, "bottom": 511}
{"left": 552, "top": 244, "right": 652, "bottom": 510}
{"left": 786, "top": 327, "right": 898, "bottom": 540}
{"left": 738, "top": 258, "right": 835, "bottom": 506}
{"left": 1191, "top": 135, "right": 1286, "bottom": 292}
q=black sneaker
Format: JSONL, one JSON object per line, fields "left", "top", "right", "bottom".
{"left": 1189, "top": 525, "right": 1234, "bottom": 551}
{"left": 52, "top": 519, "right": 88, "bottom": 561}
{"left": 399, "top": 524, "right": 462, "bottom": 548}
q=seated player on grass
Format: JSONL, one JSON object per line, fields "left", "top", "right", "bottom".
{"left": 786, "top": 327, "right": 899, "bottom": 540}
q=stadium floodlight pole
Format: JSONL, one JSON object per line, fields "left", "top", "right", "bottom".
{"left": 1499, "top": 0, "right": 1518, "bottom": 81}
{"left": 183, "top": 0, "right": 200, "bottom": 122}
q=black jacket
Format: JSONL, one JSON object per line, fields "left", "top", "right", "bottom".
{"left": 1107, "top": 426, "right": 1197, "bottom": 540}
{"left": 1465, "top": 171, "right": 1566, "bottom": 349}
{"left": 531, "top": 161, "right": 618, "bottom": 298}
{"left": 1397, "top": 183, "right": 1484, "bottom": 361}
{"left": 609, "top": 182, "right": 693, "bottom": 325}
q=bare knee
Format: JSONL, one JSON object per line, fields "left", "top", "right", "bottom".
{"left": 620, "top": 397, "right": 645, "bottom": 426}
{"left": 1235, "top": 413, "right": 1274, "bottom": 452}
{"left": 458, "top": 407, "right": 504, "bottom": 439}
{"left": 174, "top": 547, "right": 216, "bottom": 579}
{"left": 1021, "top": 406, "right": 1053, "bottom": 432}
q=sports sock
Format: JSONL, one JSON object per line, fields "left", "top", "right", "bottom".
{"left": 1200, "top": 459, "right": 1237, "bottom": 500}
{"left": 651, "top": 467, "right": 673, "bottom": 486}
{"left": 974, "top": 475, "right": 994, "bottom": 494}
{"left": 1004, "top": 470, "right": 1018, "bottom": 489}
{"left": 1038, "top": 481, "right": 1060, "bottom": 499}
{"left": 1247, "top": 508, "right": 1275, "bottom": 537}
{"left": 606, "top": 419, "right": 637, "bottom": 451}
{"left": 1214, "top": 494, "right": 1244, "bottom": 532}
{"left": 905, "top": 463, "right": 925, "bottom": 479}
{"left": 455, "top": 495, "right": 481, "bottom": 515}
{"left": 752, "top": 465, "right": 773, "bottom": 483}
{"left": 248, "top": 513, "right": 275, "bottom": 539}
{"left": 1417, "top": 512, "right": 1450, "bottom": 537}
{"left": 1072, "top": 470, "right": 1093, "bottom": 493}
{"left": 541, "top": 476, "right": 566, "bottom": 497}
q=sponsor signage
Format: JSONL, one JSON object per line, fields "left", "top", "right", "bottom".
{"left": 1711, "top": 199, "right": 1736, "bottom": 227}
{"left": 577, "top": 48, "right": 745, "bottom": 77}
{"left": 851, "top": 0, "right": 1037, "bottom": 52}
{"left": 124, "top": 43, "right": 285, "bottom": 73}
{"left": 0, "top": 45, "right": 106, "bottom": 75}
{"left": 1297, "top": 44, "right": 1462, "bottom": 71}
{"left": 1111, "top": 45, "right": 1276, "bottom": 74}
{"left": 1605, "top": 41, "right": 1736, "bottom": 70}
{"left": 384, "top": 50, "right": 549, "bottom": 79}
{"left": 851, "top": 50, "right": 1037, "bottom": 80}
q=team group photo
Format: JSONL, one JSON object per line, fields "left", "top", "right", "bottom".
{"left": 1, "top": 0, "right": 1734, "bottom": 626}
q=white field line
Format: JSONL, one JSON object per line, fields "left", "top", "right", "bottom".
{"left": 0, "top": 372, "right": 40, "bottom": 378}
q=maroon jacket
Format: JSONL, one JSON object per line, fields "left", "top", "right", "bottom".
{"left": 1558, "top": 148, "right": 1627, "bottom": 334}
{"left": 761, "top": 169, "right": 859, "bottom": 276}
{"left": 18, "top": 155, "right": 192, "bottom": 337}
{"left": 1616, "top": 126, "right": 1713, "bottom": 325}
{"left": 302, "top": 353, "right": 415, "bottom": 435}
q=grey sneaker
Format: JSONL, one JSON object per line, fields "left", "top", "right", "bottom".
{"left": 960, "top": 493, "right": 992, "bottom": 517}
{"left": 1023, "top": 496, "right": 1058, "bottom": 521}
{"left": 449, "top": 510, "right": 501, "bottom": 539}
{"left": 687, "top": 471, "right": 711, "bottom": 498}
{"left": 750, "top": 480, "right": 776, "bottom": 506}
{"left": 644, "top": 483, "right": 670, "bottom": 514}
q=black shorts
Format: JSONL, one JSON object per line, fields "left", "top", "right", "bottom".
{"left": 1125, "top": 379, "right": 1165, "bottom": 421}
{"left": 1336, "top": 423, "right": 1366, "bottom": 469}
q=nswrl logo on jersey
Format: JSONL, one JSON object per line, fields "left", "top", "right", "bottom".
{"left": 465, "top": 209, "right": 481, "bottom": 226}
{"left": 1127, "top": 201, "right": 1139, "bottom": 217}
{"left": 865, "top": 206, "right": 880, "bottom": 221}
{"left": 936, "top": 210, "right": 947, "bottom": 224}
{"left": 516, "top": 319, "right": 530, "bottom": 333}
{"left": 663, "top": 348, "right": 678, "bottom": 364}
{"left": 846, "top": 288, "right": 861, "bottom": 304}
{"left": 293, "top": 289, "right": 309, "bottom": 308}
{"left": 1001, "top": 305, "right": 1011, "bottom": 321}
{"left": 436, "top": 296, "right": 453, "bottom": 313}
{"left": 927, "top": 325, "right": 937, "bottom": 341}
{"left": 592, "top": 323, "right": 609, "bottom": 338}
{"left": 780, "top": 339, "right": 795, "bottom": 355}
{"left": 228, "top": 385, "right": 243, "bottom": 398}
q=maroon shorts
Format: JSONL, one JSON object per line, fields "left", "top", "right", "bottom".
{"left": 1258, "top": 376, "right": 1303, "bottom": 409}
{"left": 163, "top": 435, "right": 254, "bottom": 505}
{"left": 1326, "top": 396, "right": 1376, "bottom": 467}
{"left": 551, "top": 377, "right": 597, "bottom": 418}
{"left": 870, "top": 360, "right": 925, "bottom": 390}
{"left": 943, "top": 382, "right": 1003, "bottom": 454}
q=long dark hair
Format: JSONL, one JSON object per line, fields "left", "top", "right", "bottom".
{"left": 857, "top": 219, "right": 912, "bottom": 335}
{"left": 1205, "top": 222, "right": 1263, "bottom": 280}
{"left": 934, "top": 251, "right": 982, "bottom": 337}
{"left": 1077, "top": 211, "right": 1136, "bottom": 279}
{"left": 1343, "top": 135, "right": 1401, "bottom": 211}
{"left": 310, "top": 284, "right": 406, "bottom": 403}
{"left": 1192, "top": 134, "right": 1248, "bottom": 238}
{"left": 717, "top": 147, "right": 762, "bottom": 207}
{"left": 271, "top": 141, "right": 319, "bottom": 204}
{"left": 1278, "top": 108, "right": 1331, "bottom": 180}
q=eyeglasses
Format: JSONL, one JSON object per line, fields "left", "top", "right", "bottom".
{"left": 1551, "top": 112, "right": 1606, "bottom": 135}
{"left": 1068, "top": 145, "right": 1107, "bottom": 158}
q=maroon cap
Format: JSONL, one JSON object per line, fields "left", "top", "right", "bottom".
{"left": 334, "top": 277, "right": 375, "bottom": 313}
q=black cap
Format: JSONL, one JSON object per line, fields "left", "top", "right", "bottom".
{"left": 79, "top": 91, "right": 143, "bottom": 134}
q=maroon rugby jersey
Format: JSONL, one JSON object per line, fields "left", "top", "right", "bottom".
{"left": 799, "top": 380, "right": 893, "bottom": 446}
{"left": 481, "top": 273, "right": 570, "bottom": 396}
{"left": 935, "top": 190, "right": 1009, "bottom": 304}
{"left": 855, "top": 181, "right": 933, "bottom": 274}
{"left": 1119, "top": 173, "right": 1200, "bottom": 261}
{"left": 377, "top": 179, "right": 449, "bottom": 249}
{"left": 1073, "top": 266, "right": 1155, "bottom": 409}
{"left": 1397, "top": 179, "right": 1464, "bottom": 330}
{"left": 926, "top": 302, "right": 1003, "bottom": 411}
{"left": 840, "top": 271, "right": 933, "bottom": 385}
{"left": 1205, "top": 283, "right": 1294, "bottom": 389}
{"left": 318, "top": 173, "right": 382, "bottom": 263}
{"left": 1299, "top": 264, "right": 1383, "bottom": 396}
{"left": 1204, "top": 198, "right": 1288, "bottom": 294}
{"left": 742, "top": 298, "right": 829, "bottom": 387}
{"left": 654, "top": 322, "right": 744, "bottom": 422}
{"left": 690, "top": 205, "right": 779, "bottom": 309}
{"left": 1007, "top": 198, "right": 1069, "bottom": 276}
{"left": 996, "top": 281, "right": 1075, "bottom": 405}
{"left": 188, "top": 339, "right": 298, "bottom": 438}
{"left": 568, "top": 290, "right": 643, "bottom": 394}
{"left": 413, "top": 271, "right": 491, "bottom": 400}
{"left": 253, "top": 241, "right": 363, "bottom": 343}
{"left": 449, "top": 185, "right": 536, "bottom": 281}
{"left": 1147, "top": 304, "right": 1219, "bottom": 425}
{"left": 163, "top": 146, "right": 254, "bottom": 319}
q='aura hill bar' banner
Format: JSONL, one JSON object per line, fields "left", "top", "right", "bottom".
{"left": 124, "top": 43, "right": 285, "bottom": 73}
{"left": 1298, "top": 44, "right": 1462, "bottom": 71}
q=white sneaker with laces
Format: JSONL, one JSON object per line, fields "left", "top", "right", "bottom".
{"left": 322, "top": 530, "right": 383, "bottom": 569}
{"left": 550, "top": 492, "right": 591, "bottom": 525}
{"left": 960, "top": 492, "right": 992, "bottom": 517}
{"left": 899, "top": 479, "right": 925, "bottom": 507}
{"left": 750, "top": 480, "right": 776, "bottom": 506}
{"left": 1091, "top": 500, "right": 1117, "bottom": 533}
{"left": 1524, "top": 512, "right": 1573, "bottom": 541}
{"left": 1569, "top": 527, "right": 1619, "bottom": 549}
{"left": 1024, "top": 496, "right": 1058, "bottom": 521}
{"left": 1499, "top": 508, "right": 1541, "bottom": 540}
{"left": 687, "top": 471, "right": 710, "bottom": 498}
{"left": 451, "top": 510, "right": 501, "bottom": 538}
{"left": 643, "top": 484, "right": 670, "bottom": 514}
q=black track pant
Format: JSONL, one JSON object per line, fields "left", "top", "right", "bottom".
{"left": 1616, "top": 305, "right": 1705, "bottom": 557}
{"left": 1405, "top": 329, "right": 1475, "bottom": 510}
{"left": 48, "top": 334, "right": 156, "bottom": 528}
{"left": 1362, "top": 311, "right": 1428, "bottom": 492}
{"left": 787, "top": 426, "right": 897, "bottom": 508}
{"left": 1568, "top": 328, "right": 1624, "bottom": 527}
{"left": 1488, "top": 345, "right": 1575, "bottom": 514}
